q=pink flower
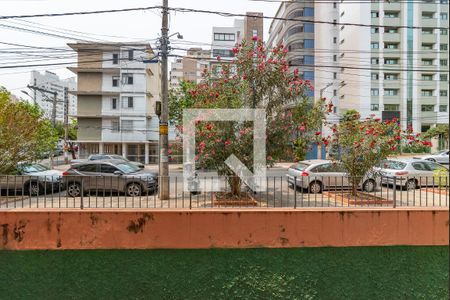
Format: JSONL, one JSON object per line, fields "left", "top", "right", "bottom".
{"left": 216, "top": 55, "right": 221, "bottom": 61}
{"left": 232, "top": 47, "right": 239, "bottom": 54}
{"left": 315, "top": 131, "right": 321, "bottom": 136}
{"left": 224, "top": 140, "right": 231, "bottom": 146}
{"left": 251, "top": 35, "right": 258, "bottom": 41}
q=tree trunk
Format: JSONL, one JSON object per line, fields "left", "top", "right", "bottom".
{"left": 229, "top": 176, "right": 242, "bottom": 196}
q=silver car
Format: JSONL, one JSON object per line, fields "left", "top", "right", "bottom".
{"left": 63, "top": 160, "right": 158, "bottom": 197}
{"left": 286, "top": 160, "right": 378, "bottom": 193}
{"left": 72, "top": 154, "right": 145, "bottom": 169}
{"left": 414, "top": 150, "right": 449, "bottom": 165}
{"left": 0, "top": 163, "right": 63, "bottom": 196}
{"left": 377, "top": 159, "right": 449, "bottom": 190}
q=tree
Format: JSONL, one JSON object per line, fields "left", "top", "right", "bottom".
{"left": 423, "top": 124, "right": 449, "bottom": 150}
{"left": 0, "top": 87, "right": 58, "bottom": 174}
{"left": 55, "top": 119, "right": 78, "bottom": 141}
{"left": 327, "top": 110, "right": 428, "bottom": 196}
{"left": 170, "top": 38, "right": 331, "bottom": 196}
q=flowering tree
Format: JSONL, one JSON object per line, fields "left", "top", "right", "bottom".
{"left": 169, "top": 38, "right": 331, "bottom": 196}
{"left": 327, "top": 110, "right": 429, "bottom": 196}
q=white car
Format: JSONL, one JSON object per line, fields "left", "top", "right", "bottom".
{"left": 414, "top": 150, "right": 449, "bottom": 165}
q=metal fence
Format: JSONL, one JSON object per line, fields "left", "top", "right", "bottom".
{"left": 0, "top": 175, "right": 448, "bottom": 209}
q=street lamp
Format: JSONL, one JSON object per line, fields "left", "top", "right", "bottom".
{"left": 21, "top": 90, "right": 34, "bottom": 104}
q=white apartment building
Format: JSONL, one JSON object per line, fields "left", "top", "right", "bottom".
{"left": 169, "top": 48, "right": 211, "bottom": 88}
{"left": 68, "top": 43, "right": 162, "bottom": 164}
{"left": 212, "top": 19, "right": 245, "bottom": 59}
{"left": 29, "top": 70, "right": 77, "bottom": 123}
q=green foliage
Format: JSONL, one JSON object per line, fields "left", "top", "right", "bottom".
{"left": 54, "top": 119, "right": 78, "bottom": 140}
{"left": 423, "top": 124, "right": 449, "bottom": 149}
{"left": 0, "top": 87, "right": 58, "bottom": 174}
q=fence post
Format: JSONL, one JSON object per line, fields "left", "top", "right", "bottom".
{"left": 393, "top": 177, "right": 397, "bottom": 208}
{"left": 80, "top": 178, "right": 84, "bottom": 210}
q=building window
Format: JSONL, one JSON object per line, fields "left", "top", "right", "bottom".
{"left": 112, "top": 98, "right": 117, "bottom": 110}
{"left": 288, "top": 10, "right": 304, "bottom": 19}
{"left": 371, "top": 88, "right": 379, "bottom": 96}
{"left": 422, "top": 12, "right": 434, "bottom": 19}
{"left": 384, "top": 89, "right": 398, "bottom": 96}
{"left": 421, "top": 74, "right": 434, "bottom": 81}
{"left": 303, "top": 7, "right": 314, "bottom": 17}
{"left": 440, "top": 44, "right": 448, "bottom": 51}
{"left": 304, "top": 39, "right": 314, "bottom": 48}
{"left": 441, "top": 13, "right": 448, "bottom": 20}
{"left": 333, "top": 55, "right": 337, "bottom": 62}
{"left": 304, "top": 55, "right": 314, "bottom": 64}
{"left": 385, "top": 27, "right": 398, "bottom": 34}
{"left": 384, "top": 58, "right": 398, "bottom": 65}
{"left": 371, "top": 27, "right": 379, "bottom": 34}
{"left": 371, "top": 73, "right": 379, "bottom": 80}
{"left": 287, "top": 26, "right": 304, "bottom": 37}
{"left": 333, "top": 2, "right": 337, "bottom": 8}
{"left": 112, "top": 76, "right": 119, "bottom": 87}
{"left": 252, "top": 29, "right": 258, "bottom": 37}
{"left": 333, "top": 37, "right": 337, "bottom": 44}
{"left": 212, "top": 49, "right": 234, "bottom": 57}
{"left": 422, "top": 43, "right": 434, "bottom": 50}
{"left": 384, "top": 43, "right": 399, "bottom": 49}
{"left": 422, "top": 59, "right": 433, "bottom": 65}
{"left": 333, "top": 89, "right": 337, "bottom": 96}
{"left": 111, "top": 120, "right": 120, "bottom": 132}
{"left": 123, "top": 73, "right": 133, "bottom": 85}
{"left": 304, "top": 23, "right": 314, "bottom": 33}
{"left": 371, "top": 104, "right": 379, "bottom": 111}
{"left": 128, "top": 50, "right": 133, "bottom": 61}
{"left": 122, "top": 96, "right": 134, "bottom": 108}
{"left": 371, "top": 11, "right": 379, "bottom": 18}
{"left": 214, "top": 33, "right": 236, "bottom": 41}
{"left": 112, "top": 53, "right": 119, "bottom": 64}
{"left": 421, "top": 90, "right": 433, "bottom": 97}
{"left": 421, "top": 105, "right": 435, "bottom": 112}
{"left": 122, "top": 120, "right": 134, "bottom": 131}
{"left": 371, "top": 58, "right": 379, "bottom": 65}
{"left": 440, "top": 59, "right": 448, "bottom": 66}
{"left": 333, "top": 72, "right": 337, "bottom": 79}
{"left": 439, "top": 105, "right": 448, "bottom": 112}
{"left": 333, "top": 19, "right": 337, "bottom": 27}
{"left": 440, "top": 90, "right": 448, "bottom": 96}
{"left": 440, "top": 29, "right": 448, "bottom": 35}
{"left": 422, "top": 28, "right": 434, "bottom": 34}
{"left": 288, "top": 42, "right": 304, "bottom": 51}
{"left": 440, "top": 74, "right": 448, "bottom": 81}
{"left": 384, "top": 104, "right": 399, "bottom": 111}
{"left": 340, "top": 39, "right": 345, "bottom": 44}
{"left": 371, "top": 42, "right": 379, "bottom": 49}
{"left": 384, "top": 11, "right": 399, "bottom": 18}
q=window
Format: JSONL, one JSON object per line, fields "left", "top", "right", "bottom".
{"left": 384, "top": 11, "right": 399, "bottom": 18}
{"left": 100, "top": 164, "right": 118, "bottom": 174}
{"left": 77, "top": 164, "right": 98, "bottom": 172}
{"left": 440, "top": 44, "right": 448, "bottom": 51}
{"left": 122, "top": 96, "right": 134, "bottom": 108}
{"left": 333, "top": 55, "right": 337, "bottom": 61}
{"left": 371, "top": 104, "right": 379, "bottom": 111}
{"left": 304, "top": 23, "right": 314, "bottom": 33}
{"left": 112, "top": 76, "right": 119, "bottom": 87}
{"left": 371, "top": 58, "right": 379, "bottom": 65}
{"left": 440, "top": 74, "right": 448, "bottom": 81}
{"left": 333, "top": 19, "right": 337, "bottom": 27}
{"left": 422, "top": 28, "right": 434, "bottom": 34}
{"left": 213, "top": 33, "right": 235, "bottom": 41}
{"left": 340, "top": 39, "right": 345, "bottom": 44}
{"left": 384, "top": 58, "right": 398, "bottom": 65}
{"left": 333, "top": 72, "right": 337, "bottom": 79}
{"left": 304, "top": 55, "right": 314, "bottom": 64}
{"left": 440, "top": 90, "right": 448, "bottom": 96}
{"left": 422, "top": 43, "right": 434, "bottom": 50}
{"left": 384, "top": 104, "right": 399, "bottom": 111}
{"left": 287, "top": 26, "right": 304, "bottom": 37}
{"left": 123, "top": 73, "right": 133, "bottom": 85}
{"left": 371, "top": 88, "right": 379, "bottom": 96}
{"left": 333, "top": 2, "right": 337, "bottom": 8}
{"left": 122, "top": 120, "right": 133, "bottom": 131}
{"left": 304, "top": 7, "right": 314, "bottom": 16}
{"left": 384, "top": 73, "right": 399, "bottom": 80}
{"left": 288, "top": 10, "right": 304, "bottom": 19}
{"left": 384, "top": 89, "right": 398, "bottom": 96}
{"left": 422, "top": 59, "right": 433, "bottom": 65}
{"left": 252, "top": 29, "right": 257, "bottom": 37}
{"left": 439, "top": 105, "right": 448, "bottom": 112}
{"left": 304, "top": 39, "right": 314, "bottom": 48}
{"left": 384, "top": 43, "right": 399, "bottom": 49}
{"left": 371, "top": 11, "right": 379, "bottom": 18}
{"left": 421, "top": 105, "right": 434, "bottom": 112}
{"left": 303, "top": 71, "right": 314, "bottom": 81}
{"left": 112, "top": 53, "right": 119, "bottom": 64}
{"left": 111, "top": 120, "right": 120, "bottom": 132}
{"left": 288, "top": 42, "right": 304, "bottom": 51}
{"left": 333, "top": 37, "right": 337, "bottom": 44}
{"left": 384, "top": 27, "right": 398, "bottom": 33}
{"left": 212, "top": 49, "right": 233, "bottom": 57}
{"left": 441, "top": 13, "right": 448, "bottom": 20}
{"left": 112, "top": 98, "right": 117, "bottom": 110}
{"left": 371, "top": 27, "right": 379, "bottom": 34}
{"left": 421, "top": 74, "right": 434, "bottom": 81}
{"left": 333, "top": 89, "right": 337, "bottom": 96}
{"left": 371, "top": 73, "right": 379, "bottom": 80}
{"left": 421, "top": 90, "right": 433, "bottom": 97}
{"left": 440, "top": 29, "right": 448, "bottom": 35}
{"left": 440, "top": 59, "right": 448, "bottom": 66}
{"left": 128, "top": 50, "right": 133, "bottom": 61}
{"left": 371, "top": 42, "right": 379, "bottom": 49}
{"left": 422, "top": 12, "right": 434, "bottom": 19}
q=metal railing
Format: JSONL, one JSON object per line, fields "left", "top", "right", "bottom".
{"left": 0, "top": 175, "right": 448, "bottom": 209}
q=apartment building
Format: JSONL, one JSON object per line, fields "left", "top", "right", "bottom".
{"left": 68, "top": 42, "right": 161, "bottom": 164}
{"left": 29, "top": 70, "right": 77, "bottom": 123}
{"left": 169, "top": 48, "right": 211, "bottom": 88}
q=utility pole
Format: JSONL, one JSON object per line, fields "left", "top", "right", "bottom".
{"left": 318, "top": 83, "right": 333, "bottom": 159}
{"left": 51, "top": 92, "right": 57, "bottom": 127}
{"left": 63, "top": 87, "right": 69, "bottom": 164}
{"left": 27, "top": 84, "right": 58, "bottom": 127}
{"left": 159, "top": 0, "right": 170, "bottom": 200}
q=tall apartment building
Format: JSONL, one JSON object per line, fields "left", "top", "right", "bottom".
{"left": 68, "top": 42, "right": 161, "bottom": 164}
{"left": 268, "top": 1, "right": 449, "bottom": 133}
{"left": 169, "top": 48, "right": 211, "bottom": 88}
{"left": 29, "top": 71, "right": 77, "bottom": 123}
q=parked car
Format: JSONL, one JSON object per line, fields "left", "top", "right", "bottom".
{"left": 0, "top": 163, "right": 63, "bottom": 196}
{"left": 63, "top": 160, "right": 158, "bottom": 197}
{"left": 413, "top": 149, "right": 449, "bottom": 165}
{"left": 71, "top": 154, "right": 145, "bottom": 169}
{"left": 286, "top": 159, "right": 378, "bottom": 193}
{"left": 376, "top": 159, "right": 449, "bottom": 190}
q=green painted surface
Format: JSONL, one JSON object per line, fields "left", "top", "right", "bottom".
{"left": 0, "top": 247, "right": 448, "bottom": 299}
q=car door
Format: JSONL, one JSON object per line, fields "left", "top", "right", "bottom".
{"left": 439, "top": 151, "right": 449, "bottom": 164}
{"left": 310, "top": 163, "right": 340, "bottom": 189}
{"left": 76, "top": 164, "right": 100, "bottom": 191}
{"left": 411, "top": 162, "right": 432, "bottom": 186}
{"left": 99, "top": 163, "right": 121, "bottom": 192}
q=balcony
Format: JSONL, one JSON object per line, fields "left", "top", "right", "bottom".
{"left": 421, "top": 18, "right": 438, "bottom": 28}
{"left": 421, "top": 34, "right": 437, "bottom": 44}
{"left": 382, "top": 80, "right": 401, "bottom": 89}
{"left": 383, "top": 95, "right": 402, "bottom": 104}
{"left": 383, "top": 2, "right": 401, "bottom": 11}
{"left": 419, "top": 111, "right": 437, "bottom": 123}
{"left": 421, "top": 3, "right": 437, "bottom": 12}
{"left": 383, "top": 18, "right": 401, "bottom": 27}
{"left": 383, "top": 33, "right": 401, "bottom": 43}
{"left": 420, "top": 96, "right": 437, "bottom": 104}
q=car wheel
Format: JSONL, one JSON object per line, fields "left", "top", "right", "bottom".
{"left": 362, "top": 180, "right": 376, "bottom": 192}
{"left": 405, "top": 179, "right": 417, "bottom": 191}
{"left": 308, "top": 181, "right": 322, "bottom": 194}
{"left": 126, "top": 183, "right": 142, "bottom": 197}
{"left": 25, "top": 181, "right": 42, "bottom": 196}
{"left": 67, "top": 182, "right": 82, "bottom": 197}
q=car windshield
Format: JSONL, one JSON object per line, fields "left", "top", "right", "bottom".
{"left": 291, "top": 163, "right": 309, "bottom": 171}
{"left": 110, "top": 155, "right": 128, "bottom": 161}
{"left": 432, "top": 150, "right": 448, "bottom": 155}
{"left": 116, "top": 163, "right": 140, "bottom": 174}
{"left": 19, "top": 164, "right": 49, "bottom": 173}
{"left": 379, "top": 160, "right": 406, "bottom": 170}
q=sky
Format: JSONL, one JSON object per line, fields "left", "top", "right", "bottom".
{"left": 0, "top": 0, "right": 279, "bottom": 98}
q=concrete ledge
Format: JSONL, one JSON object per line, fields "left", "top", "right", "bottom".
{"left": 0, "top": 208, "right": 448, "bottom": 250}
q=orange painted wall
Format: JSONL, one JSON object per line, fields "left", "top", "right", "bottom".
{"left": 0, "top": 208, "right": 448, "bottom": 250}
